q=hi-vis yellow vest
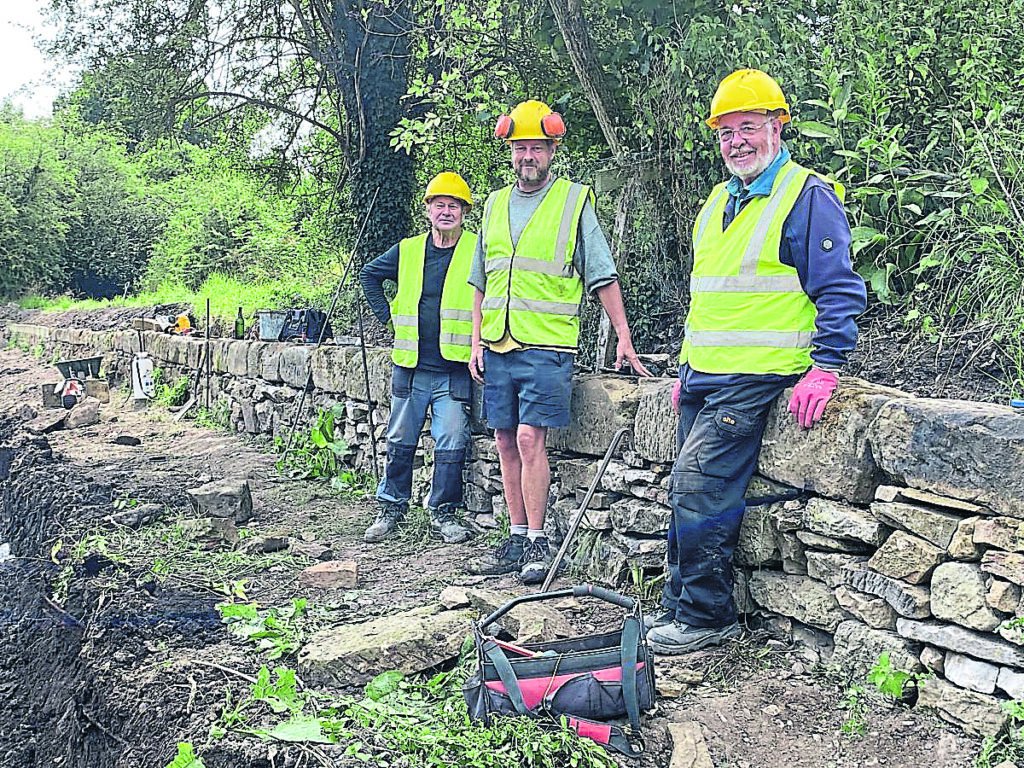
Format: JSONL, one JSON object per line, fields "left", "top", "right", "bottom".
{"left": 389, "top": 231, "right": 477, "bottom": 368}
{"left": 680, "top": 161, "right": 845, "bottom": 375}
{"left": 480, "top": 178, "right": 592, "bottom": 350}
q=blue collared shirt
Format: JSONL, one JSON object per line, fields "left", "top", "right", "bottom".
{"left": 719, "top": 143, "right": 867, "bottom": 371}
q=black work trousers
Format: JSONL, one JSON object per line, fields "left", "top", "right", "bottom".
{"left": 661, "top": 364, "right": 798, "bottom": 629}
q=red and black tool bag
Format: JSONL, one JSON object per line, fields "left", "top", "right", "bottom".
{"left": 463, "top": 584, "right": 655, "bottom": 758}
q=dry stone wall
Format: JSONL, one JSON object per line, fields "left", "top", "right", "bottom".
{"left": 8, "top": 321, "right": 1024, "bottom": 737}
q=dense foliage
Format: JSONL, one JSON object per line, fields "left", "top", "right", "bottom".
{"left": 3, "top": 0, "right": 1021, "bottom": 392}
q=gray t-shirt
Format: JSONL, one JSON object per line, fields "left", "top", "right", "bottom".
{"left": 468, "top": 177, "right": 618, "bottom": 294}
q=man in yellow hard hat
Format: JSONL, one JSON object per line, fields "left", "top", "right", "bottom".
{"left": 358, "top": 172, "right": 477, "bottom": 544}
{"left": 466, "top": 99, "right": 652, "bottom": 585}
{"left": 646, "top": 70, "right": 867, "bottom": 654}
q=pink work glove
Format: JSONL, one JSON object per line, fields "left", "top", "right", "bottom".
{"left": 671, "top": 379, "right": 682, "bottom": 413}
{"left": 788, "top": 368, "right": 838, "bottom": 428}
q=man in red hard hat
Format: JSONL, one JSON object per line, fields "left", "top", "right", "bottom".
{"left": 466, "top": 99, "right": 651, "bottom": 585}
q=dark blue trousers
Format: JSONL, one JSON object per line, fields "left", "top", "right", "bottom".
{"left": 661, "top": 364, "right": 798, "bottom": 628}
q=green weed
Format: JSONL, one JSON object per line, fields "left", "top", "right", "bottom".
{"left": 976, "top": 700, "right": 1024, "bottom": 767}
{"left": 163, "top": 742, "right": 205, "bottom": 768}
{"left": 217, "top": 598, "right": 316, "bottom": 660}
{"left": 838, "top": 684, "right": 868, "bottom": 738}
{"left": 867, "top": 652, "right": 913, "bottom": 700}
{"left": 276, "top": 405, "right": 352, "bottom": 480}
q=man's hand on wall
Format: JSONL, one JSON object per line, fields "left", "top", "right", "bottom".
{"left": 615, "top": 337, "right": 653, "bottom": 377}
{"left": 788, "top": 368, "right": 839, "bottom": 428}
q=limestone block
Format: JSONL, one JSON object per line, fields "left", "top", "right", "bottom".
{"left": 667, "top": 721, "right": 714, "bottom": 768}
{"left": 916, "top": 676, "right": 1009, "bottom": 738}
{"left": 310, "top": 346, "right": 349, "bottom": 394}
{"left": 758, "top": 378, "right": 907, "bottom": 503}
{"left": 876, "top": 484, "right": 988, "bottom": 515}
{"left": 299, "top": 560, "right": 358, "bottom": 589}
{"left": 610, "top": 497, "right": 670, "bottom": 536}
{"left": 871, "top": 501, "right": 963, "bottom": 549}
{"left": 600, "top": 461, "right": 655, "bottom": 494}
{"left": 632, "top": 378, "right": 678, "bottom": 463}
{"left": 549, "top": 375, "right": 640, "bottom": 457}
{"left": 834, "top": 585, "right": 897, "bottom": 629}
{"left": 465, "top": 588, "right": 572, "bottom": 641}
{"left": 982, "top": 551, "right": 1024, "bottom": 586}
{"left": 841, "top": 562, "right": 931, "bottom": 618}
{"left": 975, "top": 517, "right": 1024, "bottom": 553}
{"left": 747, "top": 571, "right": 846, "bottom": 631}
{"left": 298, "top": 605, "right": 475, "bottom": 686}
{"left": 185, "top": 478, "right": 254, "bottom": 523}
{"left": 780, "top": 532, "right": 808, "bottom": 575}
{"left": 261, "top": 344, "right": 284, "bottom": 383}
{"left": 280, "top": 344, "right": 313, "bottom": 389}
{"left": 344, "top": 346, "right": 392, "bottom": 404}
{"left": 897, "top": 618, "right": 1024, "bottom": 667}
{"left": 611, "top": 532, "right": 666, "bottom": 569}
{"left": 920, "top": 646, "right": 945, "bottom": 674}
{"left": 792, "top": 624, "right": 835, "bottom": 664}
{"left": 210, "top": 339, "right": 233, "bottom": 373}
{"left": 869, "top": 397, "right": 1024, "bottom": 518}
{"left": 184, "top": 338, "right": 203, "bottom": 369}
{"left": 745, "top": 474, "right": 800, "bottom": 505}
{"left": 945, "top": 652, "right": 999, "bottom": 695}
{"left": 803, "top": 497, "right": 888, "bottom": 546}
{"left": 806, "top": 552, "right": 868, "bottom": 588}
{"left": 831, "top": 620, "right": 922, "bottom": 679}
{"left": 736, "top": 503, "right": 782, "bottom": 567}
{"left": 555, "top": 458, "right": 598, "bottom": 496}
{"left": 997, "top": 667, "right": 1024, "bottom": 700}
{"left": 246, "top": 341, "right": 269, "bottom": 381}
{"left": 867, "top": 531, "right": 944, "bottom": 585}
{"left": 178, "top": 517, "right": 238, "bottom": 545}
{"left": 579, "top": 535, "right": 629, "bottom": 586}
{"left": 987, "top": 579, "right": 1021, "bottom": 614}
{"left": 65, "top": 397, "right": 101, "bottom": 429}
{"left": 796, "top": 531, "right": 874, "bottom": 554}
{"left": 575, "top": 489, "right": 615, "bottom": 510}
{"left": 226, "top": 341, "right": 249, "bottom": 376}
{"left": 464, "top": 484, "right": 492, "bottom": 514}
{"left": 949, "top": 517, "right": 985, "bottom": 561}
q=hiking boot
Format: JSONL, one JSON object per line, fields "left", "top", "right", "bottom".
{"left": 363, "top": 501, "right": 407, "bottom": 543}
{"left": 466, "top": 534, "right": 527, "bottom": 575}
{"left": 646, "top": 621, "right": 741, "bottom": 655}
{"left": 430, "top": 505, "right": 474, "bottom": 544}
{"left": 643, "top": 609, "right": 674, "bottom": 631}
{"left": 519, "top": 536, "right": 554, "bottom": 585}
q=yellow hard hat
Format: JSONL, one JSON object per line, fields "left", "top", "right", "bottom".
{"left": 423, "top": 172, "right": 473, "bottom": 208}
{"left": 494, "top": 100, "right": 566, "bottom": 144}
{"left": 707, "top": 69, "right": 791, "bottom": 128}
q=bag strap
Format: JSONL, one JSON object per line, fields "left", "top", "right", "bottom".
{"left": 620, "top": 615, "right": 642, "bottom": 734}
{"left": 482, "top": 638, "right": 530, "bottom": 715}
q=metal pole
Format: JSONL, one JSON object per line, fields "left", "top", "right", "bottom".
{"left": 541, "top": 427, "right": 631, "bottom": 592}
{"left": 205, "top": 298, "right": 211, "bottom": 412}
{"left": 356, "top": 294, "right": 381, "bottom": 481}
{"left": 281, "top": 188, "right": 381, "bottom": 462}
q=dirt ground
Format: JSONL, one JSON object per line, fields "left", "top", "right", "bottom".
{"left": 0, "top": 332, "right": 988, "bottom": 768}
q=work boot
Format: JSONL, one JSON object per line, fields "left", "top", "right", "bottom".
{"left": 643, "top": 609, "right": 674, "bottom": 631}
{"left": 430, "top": 504, "right": 474, "bottom": 544}
{"left": 363, "top": 501, "right": 407, "bottom": 543}
{"left": 646, "top": 621, "right": 741, "bottom": 655}
{"left": 466, "top": 534, "right": 527, "bottom": 576}
{"left": 519, "top": 536, "right": 555, "bottom": 585}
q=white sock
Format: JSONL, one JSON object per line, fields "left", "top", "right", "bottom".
{"left": 527, "top": 529, "right": 544, "bottom": 542}
{"left": 511, "top": 525, "right": 528, "bottom": 537}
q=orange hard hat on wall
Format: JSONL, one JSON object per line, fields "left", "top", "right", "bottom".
{"left": 707, "top": 69, "right": 791, "bottom": 128}
{"left": 494, "top": 100, "right": 566, "bottom": 144}
{"left": 423, "top": 172, "right": 473, "bottom": 208}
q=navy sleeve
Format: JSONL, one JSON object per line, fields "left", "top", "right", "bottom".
{"left": 358, "top": 244, "right": 401, "bottom": 325}
{"left": 780, "top": 178, "right": 868, "bottom": 370}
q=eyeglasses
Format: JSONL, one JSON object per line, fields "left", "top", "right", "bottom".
{"left": 717, "top": 119, "right": 772, "bottom": 143}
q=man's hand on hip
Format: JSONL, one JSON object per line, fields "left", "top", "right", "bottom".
{"left": 469, "top": 343, "right": 486, "bottom": 384}
{"left": 788, "top": 368, "right": 839, "bottom": 428}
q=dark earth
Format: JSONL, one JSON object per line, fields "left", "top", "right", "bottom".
{"left": 0, "top": 303, "right": 1004, "bottom": 767}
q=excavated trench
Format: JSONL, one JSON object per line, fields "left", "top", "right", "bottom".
{"left": 0, "top": 417, "right": 233, "bottom": 768}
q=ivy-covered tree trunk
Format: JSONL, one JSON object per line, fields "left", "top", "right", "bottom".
{"left": 329, "top": 1, "right": 414, "bottom": 262}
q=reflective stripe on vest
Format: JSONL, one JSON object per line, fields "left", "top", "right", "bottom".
{"left": 389, "top": 230, "right": 478, "bottom": 367}
{"left": 480, "top": 179, "right": 590, "bottom": 349}
{"left": 681, "top": 161, "right": 841, "bottom": 375}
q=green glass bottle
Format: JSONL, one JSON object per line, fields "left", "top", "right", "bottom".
{"left": 234, "top": 307, "right": 245, "bottom": 339}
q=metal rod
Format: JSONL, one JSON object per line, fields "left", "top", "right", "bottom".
{"left": 541, "top": 427, "right": 631, "bottom": 593}
{"left": 281, "top": 187, "right": 381, "bottom": 462}
{"left": 205, "top": 299, "right": 211, "bottom": 412}
{"left": 356, "top": 293, "right": 381, "bottom": 481}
